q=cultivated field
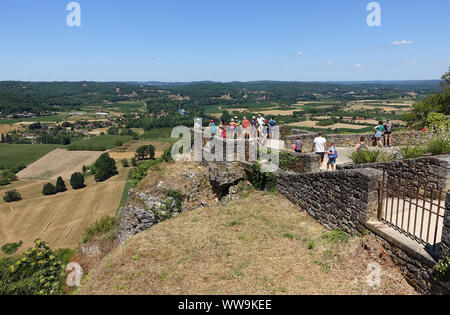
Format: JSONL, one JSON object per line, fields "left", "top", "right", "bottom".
{"left": 287, "top": 120, "right": 367, "bottom": 130}
{"left": 0, "top": 166, "right": 129, "bottom": 253}
{"left": 0, "top": 124, "right": 20, "bottom": 135}
{"left": 17, "top": 149, "right": 103, "bottom": 180}
{"left": 67, "top": 135, "right": 133, "bottom": 151}
{"left": 109, "top": 140, "right": 170, "bottom": 161}
{"left": 0, "top": 144, "right": 61, "bottom": 169}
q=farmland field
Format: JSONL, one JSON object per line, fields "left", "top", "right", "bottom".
{"left": 67, "top": 135, "right": 133, "bottom": 151}
{"left": 17, "top": 149, "right": 103, "bottom": 180}
{"left": 109, "top": 140, "right": 171, "bottom": 161}
{"left": 0, "top": 166, "right": 128, "bottom": 253}
{"left": 0, "top": 144, "right": 61, "bottom": 169}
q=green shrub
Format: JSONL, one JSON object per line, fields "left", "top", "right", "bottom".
{"left": 55, "top": 177, "right": 67, "bottom": 193}
{"left": 54, "top": 248, "right": 75, "bottom": 265}
{"left": 128, "top": 158, "right": 163, "bottom": 185}
{"left": 135, "top": 145, "right": 155, "bottom": 160}
{"left": 426, "top": 137, "right": 450, "bottom": 155}
{"left": 82, "top": 216, "right": 116, "bottom": 244}
{"left": 70, "top": 172, "right": 85, "bottom": 190}
{"left": 130, "top": 157, "right": 137, "bottom": 167}
{"left": 279, "top": 151, "right": 305, "bottom": 173}
{"left": 42, "top": 183, "right": 57, "bottom": 196}
{"left": 93, "top": 153, "right": 118, "bottom": 182}
{"left": 251, "top": 162, "right": 277, "bottom": 191}
{"left": 0, "top": 170, "right": 18, "bottom": 186}
{"left": 0, "top": 239, "right": 65, "bottom": 295}
{"left": 121, "top": 159, "right": 129, "bottom": 167}
{"left": 1, "top": 241, "right": 22, "bottom": 255}
{"left": 398, "top": 145, "right": 426, "bottom": 159}
{"left": 350, "top": 149, "right": 393, "bottom": 164}
{"left": 3, "top": 190, "right": 22, "bottom": 203}
{"left": 434, "top": 247, "right": 450, "bottom": 282}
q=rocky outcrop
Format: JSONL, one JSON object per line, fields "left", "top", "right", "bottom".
{"left": 207, "top": 162, "right": 246, "bottom": 198}
{"left": 116, "top": 162, "right": 219, "bottom": 243}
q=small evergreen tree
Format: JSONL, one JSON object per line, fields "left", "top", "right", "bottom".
{"left": 70, "top": 172, "right": 85, "bottom": 190}
{"left": 55, "top": 177, "right": 67, "bottom": 193}
{"left": 130, "top": 157, "right": 137, "bottom": 167}
{"left": 42, "top": 183, "right": 57, "bottom": 196}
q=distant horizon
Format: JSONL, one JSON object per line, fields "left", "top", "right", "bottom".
{"left": 0, "top": 79, "right": 442, "bottom": 84}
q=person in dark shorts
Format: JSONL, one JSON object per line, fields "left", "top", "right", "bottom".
{"left": 326, "top": 142, "right": 337, "bottom": 172}
{"left": 312, "top": 132, "right": 327, "bottom": 168}
{"left": 384, "top": 119, "right": 393, "bottom": 147}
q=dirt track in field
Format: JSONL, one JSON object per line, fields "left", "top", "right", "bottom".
{"left": 17, "top": 149, "right": 103, "bottom": 180}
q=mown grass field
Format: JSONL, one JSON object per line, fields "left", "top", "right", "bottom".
{"left": 67, "top": 135, "right": 133, "bottom": 151}
{"left": 0, "top": 144, "right": 61, "bottom": 169}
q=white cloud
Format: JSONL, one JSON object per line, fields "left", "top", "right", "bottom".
{"left": 296, "top": 51, "right": 304, "bottom": 56}
{"left": 392, "top": 40, "right": 414, "bottom": 46}
{"left": 410, "top": 61, "right": 417, "bottom": 64}
{"left": 326, "top": 61, "right": 334, "bottom": 65}
{"left": 260, "top": 65, "right": 265, "bottom": 68}
{"left": 154, "top": 57, "right": 161, "bottom": 61}
{"left": 353, "top": 64, "right": 363, "bottom": 68}
{"left": 243, "top": 60, "right": 249, "bottom": 64}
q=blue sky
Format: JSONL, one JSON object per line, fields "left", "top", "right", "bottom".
{"left": 0, "top": 0, "right": 449, "bottom": 82}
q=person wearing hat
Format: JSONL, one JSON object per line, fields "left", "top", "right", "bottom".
{"left": 242, "top": 116, "right": 251, "bottom": 139}
{"left": 384, "top": 119, "right": 393, "bottom": 147}
{"left": 209, "top": 119, "right": 217, "bottom": 139}
{"left": 229, "top": 118, "right": 237, "bottom": 139}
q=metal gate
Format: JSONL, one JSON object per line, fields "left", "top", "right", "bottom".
{"left": 378, "top": 170, "right": 446, "bottom": 252}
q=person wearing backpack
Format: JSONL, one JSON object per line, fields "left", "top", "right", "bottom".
{"left": 326, "top": 142, "right": 337, "bottom": 172}
{"left": 384, "top": 119, "right": 393, "bottom": 147}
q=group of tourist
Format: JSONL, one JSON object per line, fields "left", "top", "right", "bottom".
{"left": 201, "top": 114, "right": 277, "bottom": 140}
{"left": 374, "top": 119, "right": 394, "bottom": 147}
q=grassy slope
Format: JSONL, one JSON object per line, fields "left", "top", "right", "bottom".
{"left": 81, "top": 191, "right": 416, "bottom": 295}
{"left": 0, "top": 144, "right": 60, "bottom": 168}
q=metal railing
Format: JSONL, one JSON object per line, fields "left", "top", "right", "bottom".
{"left": 378, "top": 170, "right": 446, "bottom": 252}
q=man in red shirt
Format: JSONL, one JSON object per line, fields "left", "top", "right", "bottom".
{"left": 242, "top": 117, "right": 251, "bottom": 139}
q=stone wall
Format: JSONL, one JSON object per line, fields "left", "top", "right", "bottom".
{"left": 277, "top": 168, "right": 383, "bottom": 234}
{"left": 443, "top": 192, "right": 450, "bottom": 255}
{"left": 337, "top": 155, "right": 450, "bottom": 191}
{"left": 373, "top": 233, "right": 450, "bottom": 294}
{"left": 285, "top": 131, "right": 424, "bottom": 151}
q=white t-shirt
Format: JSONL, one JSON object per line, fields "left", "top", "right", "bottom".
{"left": 314, "top": 137, "right": 326, "bottom": 153}
{"left": 257, "top": 117, "right": 265, "bottom": 126}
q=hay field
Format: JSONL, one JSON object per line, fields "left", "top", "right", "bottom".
{"left": 287, "top": 120, "right": 367, "bottom": 130}
{"left": 109, "top": 140, "right": 171, "bottom": 161}
{"left": 17, "top": 149, "right": 102, "bottom": 180}
{"left": 0, "top": 170, "right": 127, "bottom": 252}
{"left": 0, "top": 124, "right": 20, "bottom": 134}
